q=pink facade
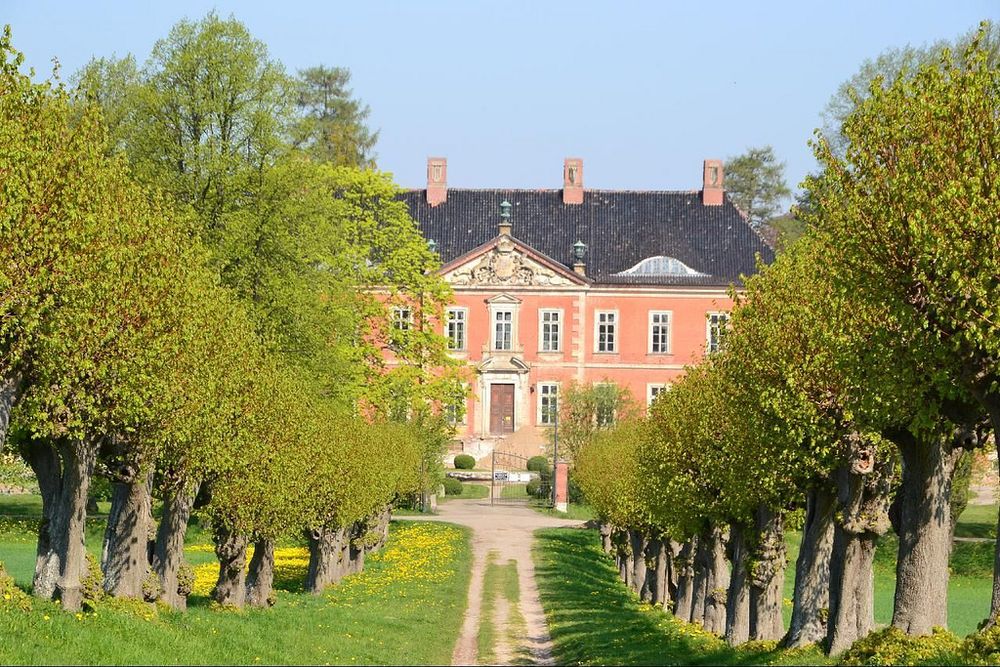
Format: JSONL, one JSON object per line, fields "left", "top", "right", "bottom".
{"left": 398, "top": 156, "right": 772, "bottom": 457}
{"left": 437, "top": 233, "right": 731, "bottom": 456}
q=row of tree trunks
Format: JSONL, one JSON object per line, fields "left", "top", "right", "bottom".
{"left": 826, "top": 447, "right": 893, "bottom": 656}
{"left": 305, "top": 525, "right": 350, "bottom": 593}
{"left": 785, "top": 484, "right": 836, "bottom": 648}
{"left": 152, "top": 480, "right": 198, "bottom": 610}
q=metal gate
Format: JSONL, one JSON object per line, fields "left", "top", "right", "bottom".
{"left": 491, "top": 450, "right": 552, "bottom": 507}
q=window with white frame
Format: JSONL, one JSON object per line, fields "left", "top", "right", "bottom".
{"left": 538, "top": 383, "right": 559, "bottom": 425}
{"left": 648, "top": 311, "right": 672, "bottom": 354}
{"left": 707, "top": 312, "right": 729, "bottom": 353}
{"left": 446, "top": 308, "right": 467, "bottom": 350}
{"left": 392, "top": 307, "right": 412, "bottom": 331}
{"left": 595, "top": 311, "right": 617, "bottom": 353}
{"left": 647, "top": 383, "right": 669, "bottom": 407}
{"left": 540, "top": 309, "right": 562, "bottom": 352}
{"left": 493, "top": 309, "right": 513, "bottom": 351}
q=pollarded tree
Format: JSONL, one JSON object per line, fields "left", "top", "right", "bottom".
{"left": 806, "top": 25, "right": 1000, "bottom": 628}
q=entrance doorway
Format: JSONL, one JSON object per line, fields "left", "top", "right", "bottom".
{"left": 489, "top": 383, "right": 515, "bottom": 434}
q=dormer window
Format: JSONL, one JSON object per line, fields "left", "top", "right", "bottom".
{"left": 616, "top": 256, "right": 706, "bottom": 277}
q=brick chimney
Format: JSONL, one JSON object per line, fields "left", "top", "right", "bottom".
{"left": 702, "top": 159, "right": 724, "bottom": 206}
{"left": 563, "top": 157, "right": 583, "bottom": 205}
{"left": 427, "top": 157, "right": 447, "bottom": 207}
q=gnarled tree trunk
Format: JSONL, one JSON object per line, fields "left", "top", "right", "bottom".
{"left": 674, "top": 538, "right": 696, "bottom": 620}
{"left": 889, "top": 429, "right": 963, "bottom": 635}
{"left": 725, "top": 523, "right": 751, "bottom": 646}
{"left": 647, "top": 536, "right": 669, "bottom": 606}
{"left": 52, "top": 437, "right": 99, "bottom": 611}
{"left": 212, "top": 526, "right": 248, "bottom": 608}
{"left": 19, "top": 438, "right": 62, "bottom": 599}
{"left": 152, "top": 479, "right": 197, "bottom": 610}
{"left": 306, "top": 526, "right": 349, "bottom": 593}
{"left": 600, "top": 523, "right": 613, "bottom": 554}
{"left": 750, "top": 505, "right": 786, "bottom": 641}
{"left": 630, "top": 529, "right": 649, "bottom": 596}
{"left": 102, "top": 469, "right": 153, "bottom": 599}
{"left": 246, "top": 538, "right": 275, "bottom": 607}
{"left": 784, "top": 483, "right": 836, "bottom": 648}
{"left": 702, "top": 525, "right": 730, "bottom": 635}
{"left": 826, "top": 444, "right": 893, "bottom": 656}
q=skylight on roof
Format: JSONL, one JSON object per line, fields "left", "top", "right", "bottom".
{"left": 616, "top": 256, "right": 706, "bottom": 277}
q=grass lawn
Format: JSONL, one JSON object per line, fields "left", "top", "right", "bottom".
{"left": 534, "top": 528, "right": 830, "bottom": 666}
{"left": 0, "top": 495, "right": 472, "bottom": 665}
{"left": 954, "top": 503, "right": 998, "bottom": 540}
{"left": 441, "top": 482, "right": 490, "bottom": 501}
{"left": 533, "top": 502, "right": 597, "bottom": 521}
{"left": 536, "top": 518, "right": 998, "bottom": 666}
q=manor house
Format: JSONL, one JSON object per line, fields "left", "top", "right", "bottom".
{"left": 399, "top": 157, "right": 772, "bottom": 458}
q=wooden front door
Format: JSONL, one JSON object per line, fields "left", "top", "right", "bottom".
{"left": 490, "top": 384, "right": 515, "bottom": 434}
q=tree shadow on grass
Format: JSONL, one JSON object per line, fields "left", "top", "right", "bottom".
{"left": 533, "top": 528, "right": 803, "bottom": 667}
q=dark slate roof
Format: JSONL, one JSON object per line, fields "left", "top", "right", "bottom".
{"left": 400, "top": 189, "right": 774, "bottom": 286}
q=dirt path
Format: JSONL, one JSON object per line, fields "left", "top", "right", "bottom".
{"left": 400, "top": 496, "right": 584, "bottom": 665}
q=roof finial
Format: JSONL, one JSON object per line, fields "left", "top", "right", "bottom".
{"left": 499, "top": 199, "right": 513, "bottom": 236}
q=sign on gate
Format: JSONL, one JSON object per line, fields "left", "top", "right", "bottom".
{"left": 490, "top": 449, "right": 552, "bottom": 507}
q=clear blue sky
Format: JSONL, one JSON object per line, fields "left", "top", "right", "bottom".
{"left": 7, "top": 1, "right": 996, "bottom": 199}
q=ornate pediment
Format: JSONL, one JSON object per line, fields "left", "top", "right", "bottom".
{"left": 443, "top": 236, "right": 578, "bottom": 287}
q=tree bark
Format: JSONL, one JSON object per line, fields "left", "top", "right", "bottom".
{"left": 102, "top": 470, "right": 153, "bottom": 599}
{"left": 600, "top": 523, "right": 613, "bottom": 554}
{"left": 19, "top": 438, "right": 62, "bottom": 599}
{"left": 52, "top": 437, "right": 99, "bottom": 611}
{"left": 725, "top": 523, "right": 751, "bottom": 646}
{"left": 750, "top": 505, "right": 786, "bottom": 641}
{"left": 784, "top": 483, "right": 836, "bottom": 648}
{"left": 151, "top": 479, "right": 197, "bottom": 610}
{"left": 826, "top": 448, "right": 893, "bottom": 656}
{"left": 0, "top": 367, "right": 21, "bottom": 445}
{"left": 348, "top": 521, "right": 366, "bottom": 576}
{"left": 702, "top": 525, "right": 730, "bottom": 635}
{"left": 212, "top": 526, "right": 248, "bottom": 608}
{"left": 245, "top": 538, "right": 275, "bottom": 607}
{"left": 630, "top": 529, "right": 649, "bottom": 597}
{"left": 674, "top": 538, "right": 696, "bottom": 620}
{"left": 646, "top": 536, "right": 669, "bottom": 606}
{"left": 889, "top": 430, "right": 962, "bottom": 635}
{"left": 306, "top": 526, "right": 349, "bottom": 593}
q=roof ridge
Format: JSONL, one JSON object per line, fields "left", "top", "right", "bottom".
{"left": 402, "top": 187, "right": 703, "bottom": 195}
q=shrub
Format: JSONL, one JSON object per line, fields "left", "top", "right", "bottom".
{"left": 840, "top": 627, "right": 962, "bottom": 666}
{"left": 526, "top": 479, "right": 541, "bottom": 497}
{"left": 176, "top": 561, "right": 195, "bottom": 597}
{"left": 443, "top": 478, "right": 464, "bottom": 495}
{"left": 527, "top": 456, "right": 550, "bottom": 473}
{"left": 962, "top": 624, "right": 1000, "bottom": 664}
{"left": 453, "top": 454, "right": 476, "bottom": 470}
{"left": 81, "top": 551, "right": 105, "bottom": 606}
{"left": 0, "top": 562, "right": 32, "bottom": 611}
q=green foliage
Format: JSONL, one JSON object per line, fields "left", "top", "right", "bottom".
{"left": 526, "top": 479, "right": 542, "bottom": 498}
{"left": 553, "top": 381, "right": 639, "bottom": 465}
{"left": 527, "top": 456, "right": 550, "bottom": 474}
{"left": 0, "top": 453, "right": 35, "bottom": 493}
{"left": 839, "top": 627, "right": 963, "bottom": 666}
{"left": 961, "top": 625, "right": 1000, "bottom": 664}
{"left": 0, "top": 562, "right": 31, "bottom": 611}
{"left": 81, "top": 552, "right": 104, "bottom": 606}
{"left": 443, "top": 478, "right": 463, "bottom": 496}
{"left": 724, "top": 145, "right": 791, "bottom": 228}
{"left": 291, "top": 65, "right": 378, "bottom": 167}
{"left": 453, "top": 454, "right": 476, "bottom": 470}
